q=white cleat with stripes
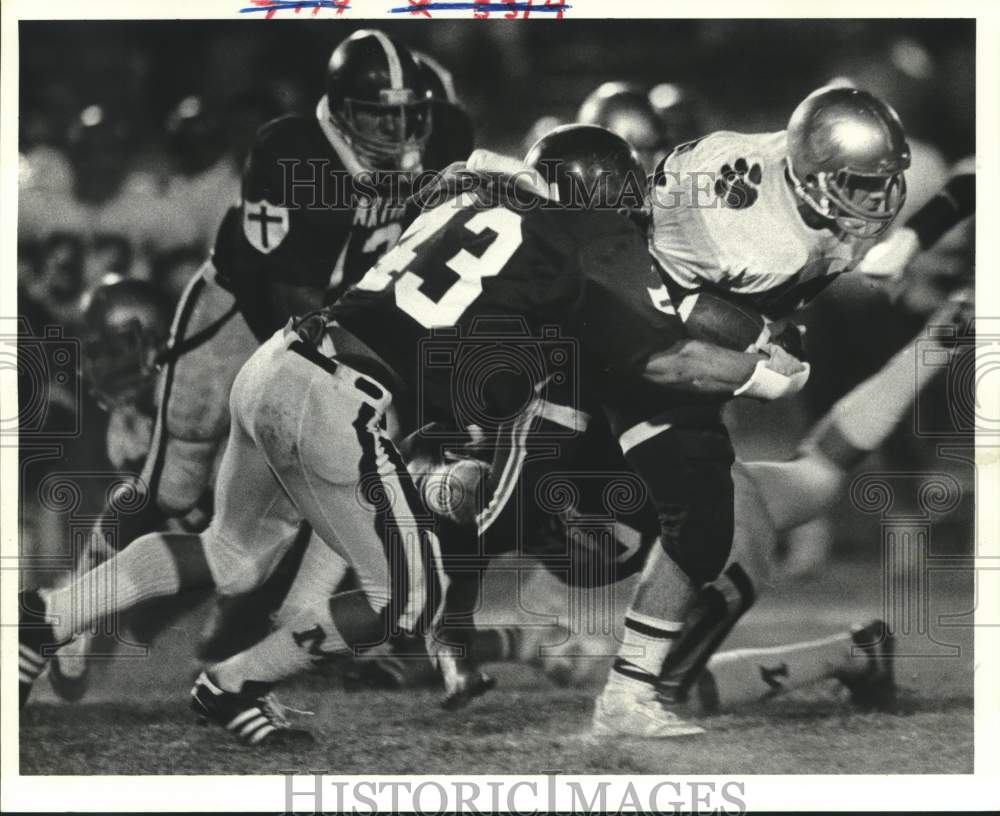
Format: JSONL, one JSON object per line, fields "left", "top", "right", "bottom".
{"left": 19, "top": 589, "right": 63, "bottom": 708}
{"left": 592, "top": 673, "right": 705, "bottom": 739}
{"left": 190, "top": 672, "right": 315, "bottom": 747}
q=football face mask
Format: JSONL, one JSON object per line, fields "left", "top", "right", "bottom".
{"left": 339, "top": 93, "right": 432, "bottom": 172}
{"left": 819, "top": 168, "right": 907, "bottom": 239}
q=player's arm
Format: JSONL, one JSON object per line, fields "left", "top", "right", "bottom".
{"left": 859, "top": 171, "right": 975, "bottom": 278}
{"left": 239, "top": 120, "right": 329, "bottom": 317}
{"left": 642, "top": 338, "right": 805, "bottom": 398}
{"left": 574, "top": 228, "right": 808, "bottom": 401}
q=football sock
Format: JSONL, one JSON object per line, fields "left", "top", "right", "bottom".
{"left": 273, "top": 539, "right": 351, "bottom": 625}
{"left": 694, "top": 632, "right": 854, "bottom": 714}
{"left": 211, "top": 589, "right": 385, "bottom": 692}
{"left": 41, "top": 532, "right": 208, "bottom": 644}
{"left": 613, "top": 612, "right": 682, "bottom": 682}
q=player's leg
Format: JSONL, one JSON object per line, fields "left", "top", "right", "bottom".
{"left": 690, "top": 620, "right": 896, "bottom": 715}
{"left": 747, "top": 294, "right": 969, "bottom": 535}
{"left": 651, "top": 299, "right": 971, "bottom": 720}
{"left": 18, "top": 530, "right": 211, "bottom": 706}
{"left": 593, "top": 422, "right": 735, "bottom": 737}
{"left": 19, "top": 337, "right": 299, "bottom": 707}
{"left": 150, "top": 263, "right": 256, "bottom": 517}
{"left": 49, "top": 264, "right": 257, "bottom": 699}
{"left": 198, "top": 336, "right": 447, "bottom": 704}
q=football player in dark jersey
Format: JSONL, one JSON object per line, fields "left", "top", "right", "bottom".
{"left": 44, "top": 30, "right": 468, "bottom": 702}
{"left": 19, "top": 125, "right": 808, "bottom": 744}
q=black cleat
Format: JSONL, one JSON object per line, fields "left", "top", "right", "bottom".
{"left": 441, "top": 668, "right": 497, "bottom": 711}
{"left": 190, "top": 672, "right": 315, "bottom": 746}
{"left": 19, "top": 589, "right": 64, "bottom": 708}
{"left": 48, "top": 634, "right": 95, "bottom": 703}
{"left": 835, "top": 619, "right": 897, "bottom": 712}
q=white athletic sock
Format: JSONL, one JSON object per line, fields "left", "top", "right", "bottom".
{"left": 615, "top": 612, "right": 682, "bottom": 679}
{"left": 273, "top": 539, "right": 350, "bottom": 625}
{"left": 695, "top": 632, "right": 853, "bottom": 713}
{"left": 211, "top": 600, "right": 348, "bottom": 692}
{"left": 42, "top": 532, "right": 193, "bottom": 643}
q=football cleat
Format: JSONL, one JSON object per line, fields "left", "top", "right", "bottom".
{"left": 19, "top": 589, "right": 61, "bottom": 708}
{"left": 592, "top": 672, "right": 705, "bottom": 738}
{"left": 48, "top": 634, "right": 93, "bottom": 702}
{"left": 834, "top": 619, "right": 897, "bottom": 712}
{"left": 190, "top": 671, "right": 315, "bottom": 746}
{"left": 433, "top": 649, "right": 497, "bottom": 711}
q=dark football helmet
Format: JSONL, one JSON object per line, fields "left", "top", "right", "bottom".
{"left": 648, "top": 82, "right": 703, "bottom": 152}
{"left": 525, "top": 124, "right": 647, "bottom": 213}
{"left": 786, "top": 87, "right": 911, "bottom": 238}
{"left": 80, "top": 277, "right": 173, "bottom": 410}
{"left": 414, "top": 50, "right": 458, "bottom": 104}
{"left": 165, "top": 95, "right": 227, "bottom": 177}
{"left": 577, "top": 82, "right": 667, "bottom": 172}
{"left": 324, "top": 29, "right": 433, "bottom": 172}
{"left": 67, "top": 104, "right": 130, "bottom": 204}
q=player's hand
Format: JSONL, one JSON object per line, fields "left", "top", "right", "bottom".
{"left": 858, "top": 226, "right": 921, "bottom": 279}
{"left": 734, "top": 344, "right": 810, "bottom": 400}
{"left": 761, "top": 343, "right": 807, "bottom": 377}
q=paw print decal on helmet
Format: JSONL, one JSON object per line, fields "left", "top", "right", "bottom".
{"left": 714, "top": 157, "right": 763, "bottom": 209}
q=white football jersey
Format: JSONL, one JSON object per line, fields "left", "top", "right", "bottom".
{"left": 650, "top": 131, "right": 873, "bottom": 314}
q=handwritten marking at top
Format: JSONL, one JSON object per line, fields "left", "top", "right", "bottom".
{"left": 240, "top": 0, "right": 350, "bottom": 17}
{"left": 388, "top": 1, "right": 569, "bottom": 18}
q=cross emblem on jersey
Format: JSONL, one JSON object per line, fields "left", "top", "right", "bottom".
{"left": 243, "top": 199, "right": 289, "bottom": 254}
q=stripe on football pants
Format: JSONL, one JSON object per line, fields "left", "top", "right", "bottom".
{"left": 475, "top": 403, "right": 538, "bottom": 534}
{"left": 378, "top": 435, "right": 448, "bottom": 634}
{"left": 618, "top": 420, "right": 673, "bottom": 455}
{"left": 353, "top": 403, "right": 409, "bottom": 632}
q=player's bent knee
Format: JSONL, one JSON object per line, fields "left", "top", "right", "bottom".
{"left": 155, "top": 437, "right": 221, "bottom": 515}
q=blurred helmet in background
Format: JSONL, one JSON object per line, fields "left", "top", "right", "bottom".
{"left": 324, "top": 29, "right": 433, "bottom": 172}
{"left": 165, "top": 95, "right": 227, "bottom": 177}
{"left": 525, "top": 123, "right": 647, "bottom": 214}
{"left": 647, "top": 82, "right": 704, "bottom": 153}
{"left": 81, "top": 276, "right": 173, "bottom": 410}
{"left": 577, "top": 81, "right": 667, "bottom": 171}
{"left": 786, "top": 86, "right": 911, "bottom": 238}
{"left": 67, "top": 104, "right": 130, "bottom": 204}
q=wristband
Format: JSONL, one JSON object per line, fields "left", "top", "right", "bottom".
{"left": 734, "top": 360, "right": 811, "bottom": 400}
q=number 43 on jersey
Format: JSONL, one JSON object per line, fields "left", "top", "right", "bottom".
{"left": 355, "top": 193, "right": 524, "bottom": 328}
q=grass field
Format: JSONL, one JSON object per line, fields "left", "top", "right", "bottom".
{"left": 19, "top": 562, "right": 974, "bottom": 775}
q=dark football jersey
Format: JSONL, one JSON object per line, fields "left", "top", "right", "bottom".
{"left": 330, "top": 174, "right": 686, "bottom": 426}
{"left": 211, "top": 114, "right": 413, "bottom": 341}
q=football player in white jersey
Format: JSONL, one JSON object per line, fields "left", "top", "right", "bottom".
{"left": 594, "top": 86, "right": 915, "bottom": 735}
